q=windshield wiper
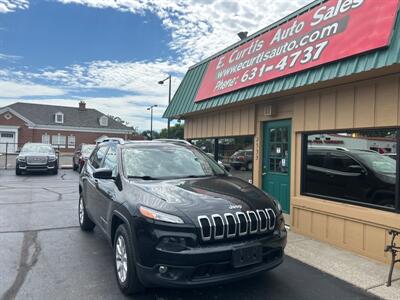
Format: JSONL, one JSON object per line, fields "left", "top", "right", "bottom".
{"left": 184, "top": 175, "right": 213, "bottom": 178}
{"left": 127, "top": 176, "right": 159, "bottom": 180}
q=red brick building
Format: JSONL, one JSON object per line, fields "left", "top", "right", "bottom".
{"left": 0, "top": 101, "right": 135, "bottom": 153}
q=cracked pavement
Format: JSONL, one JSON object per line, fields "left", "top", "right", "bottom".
{"left": 0, "top": 169, "right": 378, "bottom": 299}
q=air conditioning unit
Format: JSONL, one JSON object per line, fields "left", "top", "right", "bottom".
{"left": 264, "top": 104, "right": 276, "bottom": 116}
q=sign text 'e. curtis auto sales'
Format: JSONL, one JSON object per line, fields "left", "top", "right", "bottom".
{"left": 195, "top": 0, "right": 399, "bottom": 102}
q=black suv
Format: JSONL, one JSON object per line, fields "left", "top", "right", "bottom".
{"left": 306, "top": 148, "right": 396, "bottom": 207}
{"left": 79, "top": 140, "right": 286, "bottom": 295}
{"left": 16, "top": 143, "right": 58, "bottom": 175}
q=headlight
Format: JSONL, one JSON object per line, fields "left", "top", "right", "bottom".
{"left": 48, "top": 156, "right": 56, "bottom": 162}
{"left": 272, "top": 197, "right": 282, "bottom": 213}
{"left": 17, "top": 156, "right": 26, "bottom": 162}
{"left": 139, "top": 206, "right": 184, "bottom": 224}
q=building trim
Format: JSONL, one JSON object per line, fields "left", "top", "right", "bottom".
{"left": 28, "top": 124, "right": 132, "bottom": 134}
{"left": 0, "top": 108, "right": 35, "bottom": 126}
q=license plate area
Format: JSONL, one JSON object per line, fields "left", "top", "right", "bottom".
{"left": 232, "top": 245, "right": 262, "bottom": 268}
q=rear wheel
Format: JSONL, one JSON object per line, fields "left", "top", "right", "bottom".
{"left": 114, "top": 224, "right": 144, "bottom": 295}
{"left": 78, "top": 195, "right": 95, "bottom": 231}
{"left": 73, "top": 160, "right": 78, "bottom": 171}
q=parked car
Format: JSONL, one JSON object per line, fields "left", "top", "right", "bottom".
{"left": 73, "top": 143, "right": 96, "bottom": 172}
{"left": 230, "top": 149, "right": 253, "bottom": 170}
{"left": 206, "top": 152, "right": 231, "bottom": 171}
{"left": 79, "top": 140, "right": 286, "bottom": 295}
{"left": 16, "top": 143, "right": 58, "bottom": 175}
{"left": 306, "top": 148, "right": 396, "bottom": 207}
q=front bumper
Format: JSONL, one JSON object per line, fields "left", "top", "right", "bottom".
{"left": 136, "top": 230, "right": 286, "bottom": 288}
{"left": 17, "top": 161, "right": 57, "bottom": 171}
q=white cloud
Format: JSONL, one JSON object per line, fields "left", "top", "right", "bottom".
{"left": 0, "top": 53, "right": 22, "bottom": 60}
{"left": 0, "top": 81, "right": 65, "bottom": 97}
{"left": 56, "top": 0, "right": 311, "bottom": 65}
{"left": 0, "top": 0, "right": 28, "bottom": 13}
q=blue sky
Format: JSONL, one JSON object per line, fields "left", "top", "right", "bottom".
{"left": 0, "top": 0, "right": 308, "bottom": 131}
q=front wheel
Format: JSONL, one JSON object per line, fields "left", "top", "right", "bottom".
{"left": 114, "top": 224, "right": 144, "bottom": 295}
{"left": 78, "top": 195, "right": 95, "bottom": 231}
{"left": 16, "top": 166, "right": 22, "bottom": 176}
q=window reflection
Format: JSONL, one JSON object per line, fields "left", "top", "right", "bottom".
{"left": 190, "top": 136, "right": 254, "bottom": 183}
{"left": 303, "top": 129, "right": 397, "bottom": 209}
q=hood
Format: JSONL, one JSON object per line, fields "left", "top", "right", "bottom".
{"left": 130, "top": 176, "right": 278, "bottom": 221}
{"left": 19, "top": 152, "right": 54, "bottom": 157}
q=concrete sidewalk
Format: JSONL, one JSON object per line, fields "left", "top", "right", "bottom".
{"left": 286, "top": 230, "right": 400, "bottom": 300}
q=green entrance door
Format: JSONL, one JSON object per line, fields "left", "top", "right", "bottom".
{"left": 262, "top": 120, "right": 291, "bottom": 213}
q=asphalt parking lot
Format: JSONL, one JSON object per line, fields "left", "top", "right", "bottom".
{"left": 0, "top": 170, "right": 378, "bottom": 300}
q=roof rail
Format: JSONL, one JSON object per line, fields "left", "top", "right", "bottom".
{"left": 308, "top": 146, "right": 349, "bottom": 151}
{"left": 155, "top": 139, "right": 192, "bottom": 145}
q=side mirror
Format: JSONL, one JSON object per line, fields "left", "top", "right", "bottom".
{"left": 93, "top": 168, "right": 113, "bottom": 180}
{"left": 348, "top": 165, "right": 366, "bottom": 174}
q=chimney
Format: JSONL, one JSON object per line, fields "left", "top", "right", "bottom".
{"left": 79, "top": 101, "right": 86, "bottom": 111}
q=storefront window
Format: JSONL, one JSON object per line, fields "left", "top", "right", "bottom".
{"left": 190, "top": 136, "right": 254, "bottom": 183}
{"left": 302, "top": 129, "right": 399, "bottom": 211}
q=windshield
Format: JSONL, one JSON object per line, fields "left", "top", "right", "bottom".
{"left": 122, "top": 145, "right": 226, "bottom": 179}
{"left": 82, "top": 144, "right": 96, "bottom": 155}
{"left": 21, "top": 144, "right": 54, "bottom": 154}
{"left": 356, "top": 152, "right": 396, "bottom": 175}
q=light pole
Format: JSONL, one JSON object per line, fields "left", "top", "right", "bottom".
{"left": 147, "top": 104, "right": 158, "bottom": 140}
{"left": 158, "top": 75, "right": 171, "bottom": 138}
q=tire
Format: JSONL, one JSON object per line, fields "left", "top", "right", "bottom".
{"left": 52, "top": 167, "right": 58, "bottom": 175}
{"left": 78, "top": 195, "right": 95, "bottom": 231}
{"left": 15, "top": 167, "right": 21, "bottom": 176}
{"left": 73, "top": 161, "right": 78, "bottom": 171}
{"left": 114, "top": 224, "right": 144, "bottom": 295}
{"left": 233, "top": 166, "right": 240, "bottom": 170}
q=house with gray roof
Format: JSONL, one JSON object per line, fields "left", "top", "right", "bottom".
{"left": 0, "top": 101, "right": 135, "bottom": 153}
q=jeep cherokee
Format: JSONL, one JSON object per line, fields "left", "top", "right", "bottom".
{"left": 78, "top": 140, "right": 286, "bottom": 295}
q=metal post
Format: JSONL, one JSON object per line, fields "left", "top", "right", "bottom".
{"left": 150, "top": 107, "right": 153, "bottom": 140}
{"left": 5, "top": 143, "right": 8, "bottom": 170}
{"left": 167, "top": 76, "right": 171, "bottom": 138}
{"left": 214, "top": 138, "right": 219, "bottom": 162}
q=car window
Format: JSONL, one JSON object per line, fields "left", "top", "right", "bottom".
{"left": 90, "top": 145, "right": 108, "bottom": 169}
{"left": 325, "top": 152, "right": 360, "bottom": 173}
{"left": 307, "top": 151, "right": 326, "bottom": 168}
{"left": 356, "top": 152, "right": 396, "bottom": 174}
{"left": 103, "top": 144, "right": 118, "bottom": 176}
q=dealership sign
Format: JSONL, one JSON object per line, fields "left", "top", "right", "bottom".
{"left": 195, "top": 0, "right": 399, "bottom": 102}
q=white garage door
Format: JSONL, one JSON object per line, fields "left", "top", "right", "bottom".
{"left": 0, "top": 132, "right": 16, "bottom": 153}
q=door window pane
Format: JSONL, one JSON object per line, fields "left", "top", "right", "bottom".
{"left": 303, "top": 129, "right": 398, "bottom": 210}
{"left": 91, "top": 145, "right": 108, "bottom": 169}
{"left": 103, "top": 144, "right": 117, "bottom": 176}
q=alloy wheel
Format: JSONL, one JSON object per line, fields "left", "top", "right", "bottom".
{"left": 79, "top": 197, "right": 84, "bottom": 225}
{"left": 116, "top": 235, "right": 128, "bottom": 283}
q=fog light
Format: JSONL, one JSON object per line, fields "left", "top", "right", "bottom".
{"left": 159, "top": 265, "right": 168, "bottom": 274}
